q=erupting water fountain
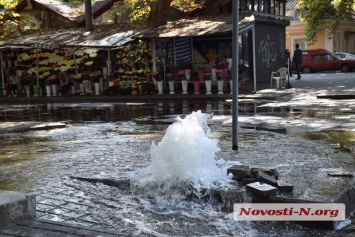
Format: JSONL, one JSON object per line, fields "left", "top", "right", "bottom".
{"left": 130, "top": 111, "right": 237, "bottom": 198}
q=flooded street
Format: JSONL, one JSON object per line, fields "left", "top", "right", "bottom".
{"left": 0, "top": 98, "right": 355, "bottom": 236}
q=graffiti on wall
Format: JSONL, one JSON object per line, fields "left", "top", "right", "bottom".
{"left": 258, "top": 35, "right": 276, "bottom": 67}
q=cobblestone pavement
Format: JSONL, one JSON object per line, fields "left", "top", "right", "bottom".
{"left": 0, "top": 218, "right": 135, "bottom": 236}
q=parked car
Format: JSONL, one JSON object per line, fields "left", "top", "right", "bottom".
{"left": 334, "top": 52, "right": 355, "bottom": 60}
{"left": 296, "top": 49, "right": 355, "bottom": 73}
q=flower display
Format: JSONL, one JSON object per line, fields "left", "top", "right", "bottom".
{"left": 48, "top": 74, "right": 60, "bottom": 84}
{"left": 178, "top": 70, "right": 186, "bottom": 80}
{"left": 21, "top": 75, "right": 34, "bottom": 86}
{"left": 7, "top": 40, "right": 158, "bottom": 97}
{"left": 45, "top": 78, "right": 52, "bottom": 85}
{"left": 203, "top": 72, "right": 211, "bottom": 80}
{"left": 193, "top": 63, "right": 204, "bottom": 70}
{"left": 165, "top": 73, "right": 174, "bottom": 81}
{"left": 89, "top": 71, "right": 102, "bottom": 83}
{"left": 215, "top": 69, "right": 223, "bottom": 80}
{"left": 151, "top": 71, "right": 161, "bottom": 81}
{"left": 205, "top": 53, "right": 219, "bottom": 59}
{"left": 219, "top": 61, "right": 229, "bottom": 69}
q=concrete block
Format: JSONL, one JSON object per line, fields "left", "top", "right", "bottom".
{"left": 246, "top": 182, "right": 278, "bottom": 197}
{"left": 241, "top": 178, "right": 258, "bottom": 186}
{"left": 30, "top": 123, "right": 66, "bottom": 131}
{"left": 256, "top": 171, "right": 278, "bottom": 186}
{"left": 0, "top": 190, "right": 36, "bottom": 227}
{"left": 251, "top": 168, "right": 279, "bottom": 179}
{"left": 227, "top": 165, "right": 251, "bottom": 179}
{"left": 209, "top": 188, "right": 248, "bottom": 212}
{"left": 277, "top": 181, "right": 294, "bottom": 192}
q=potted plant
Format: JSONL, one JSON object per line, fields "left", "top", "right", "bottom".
{"left": 178, "top": 70, "right": 188, "bottom": 94}
{"left": 21, "top": 76, "right": 32, "bottom": 97}
{"left": 152, "top": 71, "right": 163, "bottom": 94}
{"left": 209, "top": 63, "right": 217, "bottom": 80}
{"left": 205, "top": 53, "right": 219, "bottom": 64}
{"left": 48, "top": 74, "right": 59, "bottom": 96}
{"left": 166, "top": 73, "right": 175, "bottom": 94}
{"left": 44, "top": 77, "right": 52, "bottom": 97}
{"left": 203, "top": 72, "right": 212, "bottom": 95}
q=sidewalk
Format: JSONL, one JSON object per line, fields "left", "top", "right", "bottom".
{"left": 1, "top": 72, "right": 354, "bottom": 105}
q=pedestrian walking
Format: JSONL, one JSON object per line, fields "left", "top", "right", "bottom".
{"left": 292, "top": 44, "right": 303, "bottom": 80}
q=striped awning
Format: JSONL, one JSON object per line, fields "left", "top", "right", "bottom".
{"left": 175, "top": 38, "right": 191, "bottom": 63}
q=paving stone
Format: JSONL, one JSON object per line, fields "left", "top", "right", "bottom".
{"left": 36, "top": 203, "right": 57, "bottom": 212}
{"left": 256, "top": 171, "right": 277, "bottom": 186}
{"left": 0, "top": 225, "right": 63, "bottom": 237}
{"left": 277, "top": 180, "right": 294, "bottom": 192}
{"left": 18, "top": 219, "right": 79, "bottom": 234}
{"left": 246, "top": 182, "right": 278, "bottom": 197}
{"left": 227, "top": 165, "right": 251, "bottom": 179}
{"left": 251, "top": 168, "right": 279, "bottom": 179}
{"left": 30, "top": 123, "right": 66, "bottom": 131}
{"left": 75, "top": 229, "right": 111, "bottom": 236}
{"left": 241, "top": 177, "right": 258, "bottom": 186}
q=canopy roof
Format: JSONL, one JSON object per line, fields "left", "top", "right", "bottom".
{"left": 134, "top": 14, "right": 255, "bottom": 38}
{"left": 0, "top": 14, "right": 257, "bottom": 49}
{"left": 0, "top": 25, "right": 143, "bottom": 49}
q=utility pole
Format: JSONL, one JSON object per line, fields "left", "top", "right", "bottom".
{"left": 232, "top": 0, "right": 239, "bottom": 150}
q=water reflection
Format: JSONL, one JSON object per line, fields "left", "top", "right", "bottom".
{"left": 0, "top": 101, "right": 236, "bottom": 123}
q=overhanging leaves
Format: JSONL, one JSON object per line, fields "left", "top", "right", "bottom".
{"left": 297, "top": 0, "right": 355, "bottom": 45}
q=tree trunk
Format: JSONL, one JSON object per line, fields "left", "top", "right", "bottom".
{"left": 85, "top": 0, "right": 94, "bottom": 31}
{"left": 148, "top": 0, "right": 173, "bottom": 27}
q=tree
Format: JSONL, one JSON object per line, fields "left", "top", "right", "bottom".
{"left": 85, "top": 0, "right": 93, "bottom": 31}
{"left": 297, "top": 0, "right": 355, "bottom": 44}
{"left": 114, "top": 0, "right": 206, "bottom": 27}
{"left": 0, "top": 0, "right": 18, "bottom": 8}
{"left": 0, "top": 0, "right": 21, "bottom": 41}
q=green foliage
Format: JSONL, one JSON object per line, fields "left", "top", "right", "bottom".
{"left": 0, "top": 10, "right": 21, "bottom": 40}
{"left": 113, "top": 0, "right": 206, "bottom": 24}
{"left": 113, "top": 0, "right": 150, "bottom": 23}
{"left": 297, "top": 0, "right": 355, "bottom": 44}
{"left": 0, "top": 0, "right": 18, "bottom": 9}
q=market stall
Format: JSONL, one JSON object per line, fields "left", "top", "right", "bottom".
{"left": 0, "top": 26, "right": 154, "bottom": 97}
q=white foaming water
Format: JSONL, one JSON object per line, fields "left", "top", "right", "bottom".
{"left": 131, "top": 110, "right": 232, "bottom": 194}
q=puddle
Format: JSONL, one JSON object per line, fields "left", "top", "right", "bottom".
{"left": 1, "top": 101, "right": 355, "bottom": 236}
{"left": 297, "top": 130, "right": 355, "bottom": 148}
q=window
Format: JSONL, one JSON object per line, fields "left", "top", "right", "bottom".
{"left": 280, "top": 2, "right": 284, "bottom": 16}
{"left": 270, "top": 0, "right": 275, "bottom": 14}
{"left": 247, "top": 0, "right": 252, "bottom": 10}
{"left": 293, "top": 38, "right": 307, "bottom": 51}
{"left": 322, "top": 55, "right": 333, "bottom": 61}
{"left": 312, "top": 55, "right": 320, "bottom": 62}
{"left": 254, "top": 0, "right": 258, "bottom": 11}
{"left": 275, "top": 1, "right": 280, "bottom": 15}
{"left": 259, "top": 0, "right": 264, "bottom": 12}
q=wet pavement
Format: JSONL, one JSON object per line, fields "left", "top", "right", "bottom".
{"left": 0, "top": 72, "right": 355, "bottom": 236}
